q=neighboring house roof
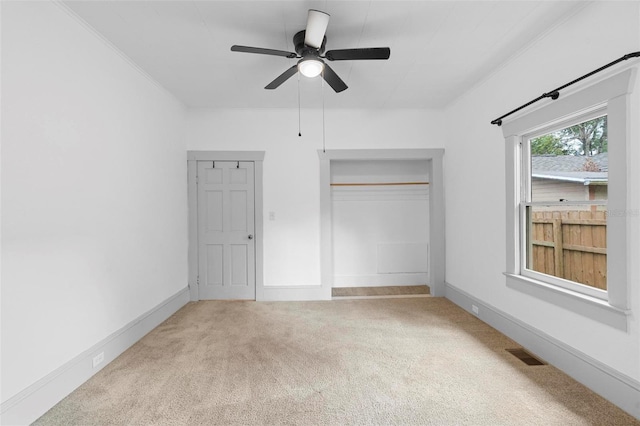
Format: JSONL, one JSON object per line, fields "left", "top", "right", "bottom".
{"left": 531, "top": 152, "right": 608, "bottom": 184}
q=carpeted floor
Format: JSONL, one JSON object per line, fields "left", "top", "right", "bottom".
{"left": 34, "top": 298, "right": 639, "bottom": 425}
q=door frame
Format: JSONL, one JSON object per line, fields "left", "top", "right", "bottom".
{"left": 318, "top": 149, "right": 445, "bottom": 297}
{"left": 188, "top": 151, "right": 265, "bottom": 301}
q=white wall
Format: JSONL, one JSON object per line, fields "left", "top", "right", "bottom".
{"left": 187, "top": 109, "right": 444, "bottom": 287}
{"left": 444, "top": 1, "right": 640, "bottom": 380}
{"left": 1, "top": 0, "right": 187, "bottom": 405}
{"left": 331, "top": 160, "right": 429, "bottom": 287}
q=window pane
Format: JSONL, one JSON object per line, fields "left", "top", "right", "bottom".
{"left": 529, "top": 116, "right": 608, "bottom": 202}
{"left": 525, "top": 205, "right": 607, "bottom": 291}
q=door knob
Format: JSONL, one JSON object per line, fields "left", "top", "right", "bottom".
{"left": 248, "top": 234, "right": 254, "bottom": 240}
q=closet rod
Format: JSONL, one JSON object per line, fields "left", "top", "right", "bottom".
{"left": 330, "top": 182, "right": 429, "bottom": 187}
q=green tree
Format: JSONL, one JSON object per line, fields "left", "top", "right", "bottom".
{"left": 560, "top": 116, "right": 607, "bottom": 156}
{"left": 530, "top": 134, "right": 566, "bottom": 155}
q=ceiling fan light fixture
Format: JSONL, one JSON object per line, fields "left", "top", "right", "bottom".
{"left": 298, "top": 59, "right": 324, "bottom": 78}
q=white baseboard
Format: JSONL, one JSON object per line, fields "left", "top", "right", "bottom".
{"left": 0, "top": 287, "right": 190, "bottom": 426}
{"left": 259, "top": 285, "right": 331, "bottom": 301}
{"left": 445, "top": 282, "right": 640, "bottom": 420}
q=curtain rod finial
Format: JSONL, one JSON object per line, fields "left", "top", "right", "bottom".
{"left": 491, "top": 119, "right": 502, "bottom": 126}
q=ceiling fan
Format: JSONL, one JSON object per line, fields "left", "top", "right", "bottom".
{"left": 230, "top": 9, "right": 391, "bottom": 93}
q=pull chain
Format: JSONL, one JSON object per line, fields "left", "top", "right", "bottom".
{"left": 321, "top": 69, "right": 326, "bottom": 153}
{"left": 297, "top": 71, "right": 302, "bottom": 137}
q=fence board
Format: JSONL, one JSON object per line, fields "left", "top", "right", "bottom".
{"left": 580, "top": 211, "right": 594, "bottom": 286}
{"left": 553, "top": 218, "right": 563, "bottom": 277}
{"left": 592, "top": 220, "right": 607, "bottom": 290}
{"left": 569, "top": 211, "right": 583, "bottom": 284}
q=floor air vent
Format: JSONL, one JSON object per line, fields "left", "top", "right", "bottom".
{"left": 506, "top": 348, "right": 546, "bottom": 366}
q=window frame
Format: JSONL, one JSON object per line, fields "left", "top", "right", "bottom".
{"left": 502, "top": 68, "right": 636, "bottom": 330}
{"left": 520, "top": 109, "right": 609, "bottom": 300}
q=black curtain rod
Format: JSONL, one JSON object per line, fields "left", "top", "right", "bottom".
{"left": 491, "top": 51, "right": 640, "bottom": 126}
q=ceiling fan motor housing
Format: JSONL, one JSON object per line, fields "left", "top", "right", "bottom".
{"left": 294, "top": 30, "right": 326, "bottom": 57}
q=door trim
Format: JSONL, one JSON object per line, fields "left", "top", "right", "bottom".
{"left": 318, "top": 149, "right": 445, "bottom": 297}
{"left": 188, "top": 151, "right": 265, "bottom": 301}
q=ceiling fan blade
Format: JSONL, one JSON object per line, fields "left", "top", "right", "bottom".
{"left": 231, "top": 45, "right": 297, "bottom": 58}
{"left": 325, "top": 47, "right": 391, "bottom": 61}
{"left": 265, "top": 65, "right": 299, "bottom": 90}
{"left": 322, "top": 63, "right": 348, "bottom": 93}
{"left": 304, "top": 10, "right": 330, "bottom": 49}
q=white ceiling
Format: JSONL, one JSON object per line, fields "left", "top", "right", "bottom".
{"left": 63, "top": 1, "right": 585, "bottom": 109}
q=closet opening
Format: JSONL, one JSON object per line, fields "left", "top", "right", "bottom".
{"left": 318, "top": 149, "right": 445, "bottom": 298}
{"left": 330, "top": 159, "right": 430, "bottom": 298}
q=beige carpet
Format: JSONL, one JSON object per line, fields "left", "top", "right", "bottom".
{"left": 34, "top": 298, "right": 639, "bottom": 425}
{"left": 332, "top": 285, "right": 430, "bottom": 297}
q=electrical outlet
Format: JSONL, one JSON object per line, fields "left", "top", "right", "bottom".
{"left": 471, "top": 304, "right": 479, "bottom": 315}
{"left": 92, "top": 352, "right": 105, "bottom": 368}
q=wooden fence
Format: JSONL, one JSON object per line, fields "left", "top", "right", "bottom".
{"left": 530, "top": 210, "right": 607, "bottom": 290}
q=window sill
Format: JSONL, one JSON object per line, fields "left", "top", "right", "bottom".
{"left": 504, "top": 273, "right": 630, "bottom": 331}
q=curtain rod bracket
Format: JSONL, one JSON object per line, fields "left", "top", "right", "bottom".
{"left": 544, "top": 91, "right": 560, "bottom": 100}
{"left": 491, "top": 51, "right": 640, "bottom": 126}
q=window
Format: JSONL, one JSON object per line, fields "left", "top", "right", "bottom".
{"left": 501, "top": 68, "right": 636, "bottom": 330}
{"left": 521, "top": 112, "right": 608, "bottom": 300}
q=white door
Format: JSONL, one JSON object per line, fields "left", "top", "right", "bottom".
{"left": 197, "top": 161, "right": 255, "bottom": 299}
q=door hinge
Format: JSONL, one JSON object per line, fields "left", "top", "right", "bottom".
{"left": 196, "top": 275, "right": 200, "bottom": 285}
